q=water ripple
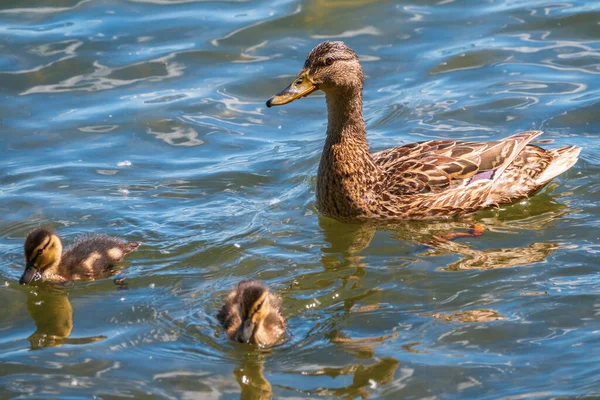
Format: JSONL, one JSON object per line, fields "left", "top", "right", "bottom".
{"left": 0, "top": 0, "right": 598, "bottom": 398}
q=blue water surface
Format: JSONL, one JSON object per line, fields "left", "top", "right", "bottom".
{"left": 0, "top": 0, "right": 599, "bottom": 398}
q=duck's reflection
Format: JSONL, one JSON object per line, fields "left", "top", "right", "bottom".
{"left": 318, "top": 193, "right": 567, "bottom": 270}
{"left": 234, "top": 353, "right": 272, "bottom": 400}
{"left": 27, "top": 289, "right": 106, "bottom": 350}
{"left": 432, "top": 240, "right": 559, "bottom": 271}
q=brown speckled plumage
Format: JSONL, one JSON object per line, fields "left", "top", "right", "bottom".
{"left": 217, "top": 280, "right": 285, "bottom": 346}
{"left": 267, "top": 41, "right": 581, "bottom": 221}
{"left": 21, "top": 228, "right": 140, "bottom": 284}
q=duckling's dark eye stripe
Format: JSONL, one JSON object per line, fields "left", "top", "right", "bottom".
{"left": 29, "top": 237, "right": 51, "bottom": 264}
{"left": 250, "top": 300, "right": 264, "bottom": 316}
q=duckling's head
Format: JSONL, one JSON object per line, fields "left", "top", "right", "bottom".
{"left": 234, "top": 280, "right": 272, "bottom": 344}
{"left": 266, "top": 41, "right": 362, "bottom": 107}
{"left": 21, "top": 228, "right": 63, "bottom": 285}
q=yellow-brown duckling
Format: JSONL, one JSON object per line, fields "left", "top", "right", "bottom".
{"left": 267, "top": 41, "right": 581, "bottom": 221}
{"left": 217, "top": 279, "right": 285, "bottom": 346}
{"left": 20, "top": 228, "right": 140, "bottom": 285}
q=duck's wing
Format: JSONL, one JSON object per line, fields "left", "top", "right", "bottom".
{"left": 373, "top": 131, "right": 542, "bottom": 196}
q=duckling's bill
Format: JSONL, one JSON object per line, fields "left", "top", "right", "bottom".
{"left": 20, "top": 264, "right": 39, "bottom": 285}
{"left": 266, "top": 72, "right": 318, "bottom": 107}
{"left": 236, "top": 318, "right": 255, "bottom": 344}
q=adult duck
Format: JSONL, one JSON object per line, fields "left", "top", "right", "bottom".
{"left": 266, "top": 41, "right": 580, "bottom": 221}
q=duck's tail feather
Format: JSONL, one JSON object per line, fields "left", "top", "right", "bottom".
{"left": 535, "top": 145, "right": 581, "bottom": 186}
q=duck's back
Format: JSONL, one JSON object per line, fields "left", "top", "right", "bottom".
{"left": 60, "top": 236, "right": 140, "bottom": 280}
{"left": 369, "top": 131, "right": 580, "bottom": 217}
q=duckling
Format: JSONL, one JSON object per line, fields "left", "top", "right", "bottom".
{"left": 217, "top": 279, "right": 285, "bottom": 346}
{"left": 20, "top": 228, "right": 140, "bottom": 285}
{"left": 266, "top": 41, "right": 581, "bottom": 221}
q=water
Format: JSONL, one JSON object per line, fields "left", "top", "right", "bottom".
{"left": 0, "top": 0, "right": 598, "bottom": 398}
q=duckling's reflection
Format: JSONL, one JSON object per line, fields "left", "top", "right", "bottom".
{"left": 282, "top": 357, "right": 400, "bottom": 398}
{"left": 27, "top": 289, "right": 106, "bottom": 350}
{"left": 234, "top": 353, "right": 272, "bottom": 400}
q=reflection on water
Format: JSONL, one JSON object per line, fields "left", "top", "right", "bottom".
{"left": 234, "top": 354, "right": 272, "bottom": 400}
{"left": 329, "top": 331, "right": 399, "bottom": 359}
{"left": 437, "top": 241, "right": 559, "bottom": 271}
{"left": 427, "top": 309, "right": 504, "bottom": 323}
{"left": 319, "top": 190, "right": 566, "bottom": 272}
{"left": 282, "top": 357, "right": 400, "bottom": 399}
{"left": 147, "top": 119, "right": 204, "bottom": 147}
{"left": 26, "top": 288, "right": 106, "bottom": 350}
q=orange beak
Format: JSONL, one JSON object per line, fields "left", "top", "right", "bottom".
{"left": 266, "top": 71, "right": 318, "bottom": 107}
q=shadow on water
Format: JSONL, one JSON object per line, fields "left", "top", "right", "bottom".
{"left": 26, "top": 287, "right": 106, "bottom": 350}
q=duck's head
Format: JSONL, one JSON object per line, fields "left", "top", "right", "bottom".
{"left": 21, "top": 228, "right": 63, "bottom": 285}
{"left": 266, "top": 41, "right": 363, "bottom": 107}
{"left": 234, "top": 280, "right": 272, "bottom": 344}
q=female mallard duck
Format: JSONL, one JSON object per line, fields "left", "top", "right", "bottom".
{"left": 266, "top": 41, "right": 581, "bottom": 221}
{"left": 20, "top": 228, "right": 140, "bottom": 285}
{"left": 217, "top": 279, "right": 285, "bottom": 346}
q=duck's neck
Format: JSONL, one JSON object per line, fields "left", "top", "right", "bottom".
{"left": 317, "top": 87, "right": 380, "bottom": 219}
{"left": 325, "top": 87, "right": 367, "bottom": 142}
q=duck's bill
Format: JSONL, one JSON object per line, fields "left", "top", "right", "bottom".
{"left": 266, "top": 74, "right": 318, "bottom": 107}
{"left": 19, "top": 265, "right": 37, "bottom": 285}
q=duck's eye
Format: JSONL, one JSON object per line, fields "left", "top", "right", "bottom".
{"left": 325, "top": 57, "right": 334, "bottom": 66}
{"left": 37, "top": 249, "right": 43, "bottom": 256}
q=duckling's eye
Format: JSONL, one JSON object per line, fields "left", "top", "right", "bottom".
{"left": 256, "top": 301, "right": 264, "bottom": 310}
{"left": 37, "top": 249, "right": 43, "bottom": 256}
{"left": 325, "top": 57, "right": 334, "bottom": 66}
